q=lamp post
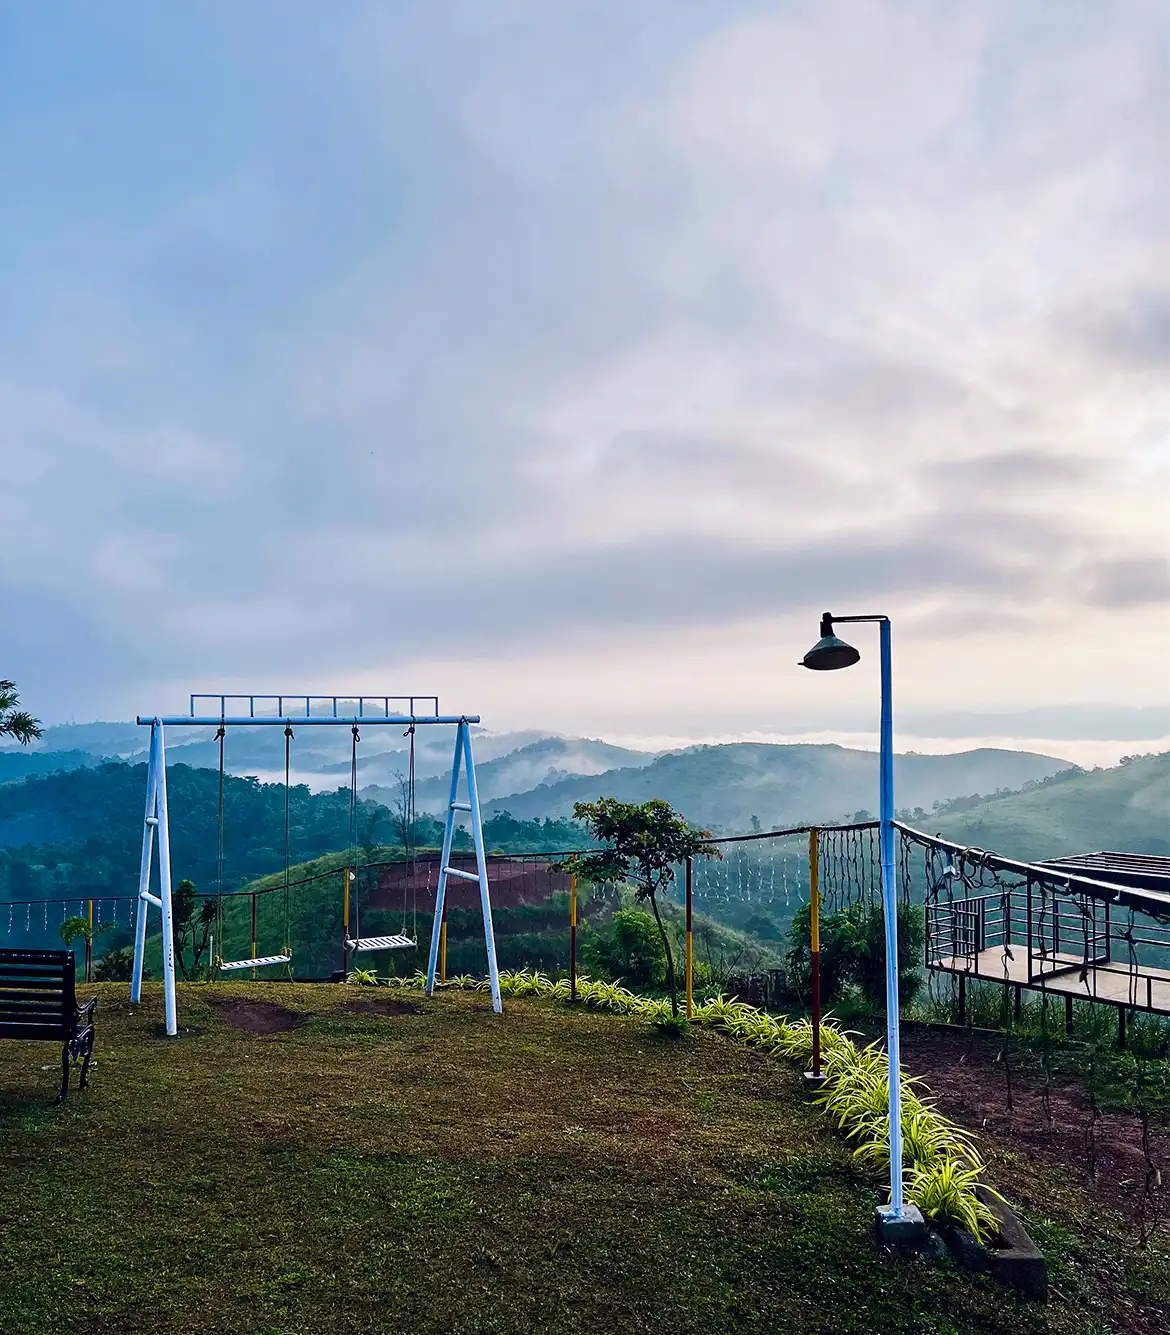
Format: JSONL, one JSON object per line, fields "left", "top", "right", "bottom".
{"left": 801, "top": 611, "right": 925, "bottom": 1243}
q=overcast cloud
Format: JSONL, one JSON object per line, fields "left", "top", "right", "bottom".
{"left": 1, "top": 1, "right": 1168, "bottom": 759}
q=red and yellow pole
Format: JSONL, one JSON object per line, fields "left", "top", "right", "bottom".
{"left": 440, "top": 898, "right": 448, "bottom": 984}
{"left": 685, "top": 855, "right": 694, "bottom": 1020}
{"left": 809, "top": 829, "right": 822, "bottom": 1078}
{"left": 569, "top": 871, "right": 578, "bottom": 1001}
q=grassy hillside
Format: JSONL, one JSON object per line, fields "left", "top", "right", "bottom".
{"left": 934, "top": 751, "right": 1170, "bottom": 862}
{"left": 485, "top": 743, "right": 1074, "bottom": 832}
{"left": 1, "top": 982, "right": 1151, "bottom": 1335}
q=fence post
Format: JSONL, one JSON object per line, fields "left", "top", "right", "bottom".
{"left": 808, "top": 830, "right": 823, "bottom": 1081}
{"left": 570, "top": 871, "right": 578, "bottom": 1002}
{"left": 685, "top": 857, "right": 693, "bottom": 1019}
{"left": 440, "top": 898, "right": 448, "bottom": 984}
{"left": 85, "top": 898, "right": 93, "bottom": 983}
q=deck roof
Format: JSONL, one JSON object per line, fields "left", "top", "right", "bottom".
{"left": 1040, "top": 851, "right": 1170, "bottom": 897}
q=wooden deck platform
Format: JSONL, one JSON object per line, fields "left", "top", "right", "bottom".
{"left": 933, "top": 948, "right": 1170, "bottom": 1014}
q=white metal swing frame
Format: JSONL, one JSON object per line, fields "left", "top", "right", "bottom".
{"left": 130, "top": 695, "right": 503, "bottom": 1034}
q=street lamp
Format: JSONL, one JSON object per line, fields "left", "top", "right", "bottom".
{"left": 801, "top": 610, "right": 925, "bottom": 1244}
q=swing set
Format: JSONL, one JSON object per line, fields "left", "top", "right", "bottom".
{"left": 130, "top": 694, "right": 503, "bottom": 1034}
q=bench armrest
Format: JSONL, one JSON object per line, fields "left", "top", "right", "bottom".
{"left": 75, "top": 998, "right": 97, "bottom": 1022}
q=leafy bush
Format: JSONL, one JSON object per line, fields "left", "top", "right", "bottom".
{"left": 94, "top": 947, "right": 135, "bottom": 981}
{"left": 583, "top": 909, "right": 666, "bottom": 990}
{"left": 787, "top": 900, "right": 924, "bottom": 1008}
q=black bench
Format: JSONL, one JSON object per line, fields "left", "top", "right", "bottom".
{"left": 0, "top": 949, "right": 96, "bottom": 1101}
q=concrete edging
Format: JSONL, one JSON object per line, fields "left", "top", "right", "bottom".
{"left": 945, "top": 1185, "right": 1047, "bottom": 1299}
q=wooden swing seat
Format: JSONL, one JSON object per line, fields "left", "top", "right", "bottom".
{"left": 346, "top": 935, "right": 416, "bottom": 953}
{"left": 218, "top": 953, "right": 292, "bottom": 971}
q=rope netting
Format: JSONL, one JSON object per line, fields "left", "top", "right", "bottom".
{"left": 690, "top": 822, "right": 883, "bottom": 918}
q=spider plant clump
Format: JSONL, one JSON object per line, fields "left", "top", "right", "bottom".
{"left": 904, "top": 1158, "right": 1002, "bottom": 1240}
{"left": 693, "top": 995, "right": 752, "bottom": 1032}
{"left": 346, "top": 967, "right": 379, "bottom": 986}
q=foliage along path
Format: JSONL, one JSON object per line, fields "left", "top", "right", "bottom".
{"left": 0, "top": 983, "right": 1163, "bottom": 1334}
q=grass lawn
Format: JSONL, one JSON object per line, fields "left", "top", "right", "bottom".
{"left": 0, "top": 983, "right": 1156, "bottom": 1335}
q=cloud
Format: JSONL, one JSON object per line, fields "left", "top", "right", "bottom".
{"left": 1, "top": 0, "right": 1168, "bottom": 735}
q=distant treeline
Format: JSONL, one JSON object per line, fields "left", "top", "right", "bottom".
{"left": 0, "top": 762, "right": 585, "bottom": 902}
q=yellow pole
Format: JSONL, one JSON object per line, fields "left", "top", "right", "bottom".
{"left": 440, "top": 899, "right": 448, "bottom": 983}
{"left": 685, "top": 855, "right": 693, "bottom": 1019}
{"left": 569, "top": 871, "right": 578, "bottom": 1001}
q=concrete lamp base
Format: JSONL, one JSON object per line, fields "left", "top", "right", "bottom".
{"left": 876, "top": 1203, "right": 927, "bottom": 1246}
{"left": 802, "top": 1070, "right": 829, "bottom": 1096}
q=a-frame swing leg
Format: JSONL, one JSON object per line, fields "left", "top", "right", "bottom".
{"left": 426, "top": 720, "right": 502, "bottom": 1013}
{"left": 130, "top": 720, "right": 180, "bottom": 1035}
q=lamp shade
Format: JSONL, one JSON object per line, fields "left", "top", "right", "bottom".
{"left": 800, "top": 633, "right": 861, "bottom": 671}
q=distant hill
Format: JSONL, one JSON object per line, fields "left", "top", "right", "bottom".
{"left": 482, "top": 743, "right": 1075, "bottom": 832}
{"left": 931, "top": 751, "right": 1170, "bottom": 861}
{"left": 2, "top": 722, "right": 656, "bottom": 792}
{"left": 0, "top": 749, "right": 104, "bottom": 784}
{"left": 365, "top": 736, "right": 656, "bottom": 808}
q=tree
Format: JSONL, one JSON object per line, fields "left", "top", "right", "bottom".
{"left": 786, "top": 899, "right": 923, "bottom": 1008}
{"left": 0, "top": 680, "right": 41, "bottom": 745}
{"left": 386, "top": 770, "right": 414, "bottom": 853}
{"left": 584, "top": 909, "right": 666, "bottom": 989}
{"left": 742, "top": 911, "right": 782, "bottom": 941}
{"left": 173, "top": 879, "right": 216, "bottom": 979}
{"left": 567, "top": 798, "right": 719, "bottom": 1017}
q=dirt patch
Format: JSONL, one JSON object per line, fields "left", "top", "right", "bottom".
{"left": 900, "top": 1026, "right": 1170, "bottom": 1242}
{"left": 207, "top": 998, "right": 309, "bottom": 1034}
{"left": 335, "top": 997, "right": 428, "bottom": 1017}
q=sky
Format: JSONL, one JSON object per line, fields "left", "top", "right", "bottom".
{"left": 2, "top": 1, "right": 1168, "bottom": 766}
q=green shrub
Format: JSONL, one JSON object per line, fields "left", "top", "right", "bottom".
{"left": 583, "top": 909, "right": 666, "bottom": 990}
{"left": 93, "top": 947, "right": 135, "bottom": 981}
{"left": 787, "top": 900, "right": 923, "bottom": 1008}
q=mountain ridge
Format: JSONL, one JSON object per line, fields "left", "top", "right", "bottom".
{"left": 481, "top": 742, "right": 1074, "bottom": 832}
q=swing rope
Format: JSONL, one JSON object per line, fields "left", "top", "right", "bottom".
{"left": 406, "top": 723, "right": 417, "bottom": 942}
{"left": 214, "top": 722, "right": 294, "bottom": 972}
{"left": 214, "top": 723, "right": 226, "bottom": 967}
{"left": 344, "top": 721, "right": 416, "bottom": 955}
{"left": 283, "top": 722, "right": 293, "bottom": 967}
{"left": 350, "top": 723, "right": 360, "bottom": 944}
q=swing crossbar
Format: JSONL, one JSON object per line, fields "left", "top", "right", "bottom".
{"left": 346, "top": 934, "right": 416, "bottom": 952}
{"left": 218, "top": 953, "right": 291, "bottom": 971}
{"left": 137, "top": 714, "right": 479, "bottom": 728}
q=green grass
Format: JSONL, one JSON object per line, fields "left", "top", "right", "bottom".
{"left": 0, "top": 983, "right": 1161, "bottom": 1334}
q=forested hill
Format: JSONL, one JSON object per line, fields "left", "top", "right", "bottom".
{"left": 932, "top": 750, "right": 1170, "bottom": 862}
{"left": 0, "top": 764, "right": 583, "bottom": 902}
{"left": 484, "top": 743, "right": 1073, "bottom": 830}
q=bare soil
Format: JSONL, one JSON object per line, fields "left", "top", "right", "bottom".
{"left": 206, "top": 997, "right": 309, "bottom": 1033}
{"left": 900, "top": 1025, "right": 1170, "bottom": 1242}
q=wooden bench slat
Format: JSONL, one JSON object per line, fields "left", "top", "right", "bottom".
{"left": 0, "top": 947, "right": 95, "bottom": 1103}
